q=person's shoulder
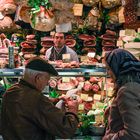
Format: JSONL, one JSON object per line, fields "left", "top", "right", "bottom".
{"left": 118, "top": 82, "right": 140, "bottom": 97}
{"left": 46, "top": 46, "right": 53, "bottom": 52}
{"left": 66, "top": 46, "right": 76, "bottom": 54}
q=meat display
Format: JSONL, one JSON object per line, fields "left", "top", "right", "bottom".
{"left": 49, "top": 60, "right": 79, "bottom": 68}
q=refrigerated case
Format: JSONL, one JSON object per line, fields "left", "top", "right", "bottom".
{"left": 0, "top": 67, "right": 108, "bottom": 139}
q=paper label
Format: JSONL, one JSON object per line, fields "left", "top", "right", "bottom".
{"left": 125, "top": 29, "right": 136, "bottom": 36}
{"left": 50, "top": 31, "right": 55, "bottom": 36}
{"left": 62, "top": 77, "right": 70, "bottom": 83}
{"left": 73, "top": 4, "right": 83, "bottom": 16}
{"left": 0, "top": 12, "right": 4, "bottom": 20}
{"left": 80, "top": 94, "right": 88, "bottom": 101}
{"left": 92, "top": 104, "right": 96, "bottom": 110}
{"left": 117, "top": 40, "right": 123, "bottom": 47}
{"left": 119, "top": 30, "right": 125, "bottom": 37}
{"left": 78, "top": 24, "right": 84, "bottom": 28}
{"left": 78, "top": 103, "right": 84, "bottom": 110}
{"left": 62, "top": 53, "right": 71, "bottom": 63}
{"left": 80, "top": 56, "right": 89, "bottom": 62}
{"left": 56, "top": 22, "right": 72, "bottom": 33}
{"left": 87, "top": 52, "right": 95, "bottom": 58}
{"left": 90, "top": 9, "right": 99, "bottom": 17}
{"left": 94, "top": 94, "right": 101, "bottom": 101}
{"left": 62, "top": 54, "right": 70, "bottom": 60}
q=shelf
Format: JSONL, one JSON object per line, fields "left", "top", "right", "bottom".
{"left": 57, "top": 68, "right": 107, "bottom": 77}
{"left": 0, "top": 68, "right": 23, "bottom": 77}
{"left": 0, "top": 67, "right": 107, "bottom": 77}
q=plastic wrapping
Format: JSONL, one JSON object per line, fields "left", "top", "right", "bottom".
{"left": 101, "top": 0, "right": 121, "bottom": 9}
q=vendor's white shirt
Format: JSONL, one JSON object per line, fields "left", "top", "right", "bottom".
{"left": 45, "top": 46, "right": 79, "bottom": 62}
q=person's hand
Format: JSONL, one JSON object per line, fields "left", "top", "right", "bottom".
{"left": 49, "top": 98, "right": 59, "bottom": 104}
{"left": 65, "top": 98, "right": 79, "bottom": 114}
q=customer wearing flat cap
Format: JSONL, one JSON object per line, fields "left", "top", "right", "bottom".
{"left": 45, "top": 32, "right": 79, "bottom": 62}
{"left": 1, "top": 57, "right": 79, "bottom": 140}
{"left": 103, "top": 49, "right": 140, "bottom": 140}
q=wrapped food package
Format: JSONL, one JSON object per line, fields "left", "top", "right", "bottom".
{"left": 54, "top": 10, "right": 74, "bottom": 24}
{"left": 50, "top": 0, "right": 74, "bottom": 24}
{"left": 82, "top": 0, "right": 100, "bottom": 7}
{"left": 101, "top": 0, "right": 121, "bottom": 9}
{"left": 50, "top": 0, "right": 74, "bottom": 10}
{"left": 0, "top": 16, "right": 19, "bottom": 33}
{"left": 108, "top": 7, "right": 121, "bottom": 24}
{"left": 84, "top": 6, "right": 100, "bottom": 30}
{"left": 18, "top": 5, "right": 31, "bottom": 23}
{"left": 30, "top": 7, "right": 55, "bottom": 32}
{"left": 0, "top": 0, "right": 17, "bottom": 15}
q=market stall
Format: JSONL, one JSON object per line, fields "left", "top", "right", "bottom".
{"left": 0, "top": 0, "right": 140, "bottom": 139}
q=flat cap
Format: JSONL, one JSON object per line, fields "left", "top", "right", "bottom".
{"left": 25, "top": 57, "right": 58, "bottom": 76}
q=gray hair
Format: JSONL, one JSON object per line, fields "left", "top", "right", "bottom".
{"left": 23, "top": 68, "right": 48, "bottom": 83}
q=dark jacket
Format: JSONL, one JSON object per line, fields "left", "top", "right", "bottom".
{"left": 103, "top": 82, "right": 140, "bottom": 140}
{"left": 1, "top": 80, "right": 79, "bottom": 140}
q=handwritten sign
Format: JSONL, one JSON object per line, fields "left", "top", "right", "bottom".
{"left": 125, "top": 29, "right": 136, "bottom": 36}
{"left": 117, "top": 40, "right": 123, "bottom": 47}
{"left": 62, "top": 53, "right": 71, "bottom": 62}
{"left": 62, "top": 77, "right": 70, "bottom": 83}
{"left": 80, "top": 93, "right": 88, "bottom": 101}
{"left": 80, "top": 56, "right": 89, "bottom": 62}
{"left": 78, "top": 104, "right": 84, "bottom": 110}
{"left": 73, "top": 4, "right": 83, "bottom": 16}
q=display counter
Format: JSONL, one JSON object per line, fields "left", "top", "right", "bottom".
{"left": 0, "top": 67, "right": 107, "bottom": 139}
{"left": 0, "top": 67, "right": 107, "bottom": 77}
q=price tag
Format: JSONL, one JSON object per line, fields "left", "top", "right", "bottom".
{"left": 63, "top": 54, "right": 70, "bottom": 60}
{"left": 62, "top": 53, "right": 70, "bottom": 62}
{"left": 73, "top": 4, "right": 83, "bottom": 16}
{"left": 78, "top": 104, "right": 84, "bottom": 110}
{"left": 87, "top": 52, "right": 95, "bottom": 58}
{"left": 107, "top": 87, "right": 113, "bottom": 97}
{"left": 90, "top": 9, "right": 99, "bottom": 17}
{"left": 19, "top": 52, "right": 23, "bottom": 56}
{"left": 119, "top": 30, "right": 125, "bottom": 37}
{"left": 62, "top": 77, "right": 70, "bottom": 83}
{"left": 118, "top": 7, "right": 125, "bottom": 23}
{"left": 50, "top": 31, "right": 55, "bottom": 36}
{"left": 93, "top": 94, "right": 101, "bottom": 101}
{"left": 92, "top": 104, "right": 96, "bottom": 110}
{"left": 125, "top": 29, "right": 136, "bottom": 36}
{"left": 56, "top": 22, "right": 72, "bottom": 33}
{"left": 0, "top": 12, "right": 4, "bottom": 20}
{"left": 78, "top": 24, "right": 84, "bottom": 28}
{"left": 95, "top": 102, "right": 104, "bottom": 109}
{"left": 117, "top": 40, "right": 123, "bottom": 47}
{"left": 80, "top": 93, "right": 88, "bottom": 101}
{"left": 80, "top": 56, "right": 89, "bottom": 62}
